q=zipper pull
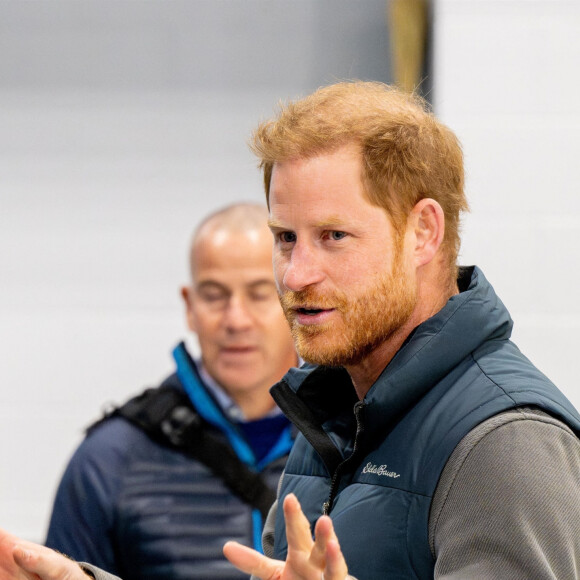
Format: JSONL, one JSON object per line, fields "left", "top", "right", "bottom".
{"left": 322, "top": 501, "right": 330, "bottom": 516}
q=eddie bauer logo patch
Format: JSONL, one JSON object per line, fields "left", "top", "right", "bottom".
{"left": 362, "top": 462, "right": 400, "bottom": 478}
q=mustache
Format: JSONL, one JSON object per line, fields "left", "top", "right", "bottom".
{"left": 279, "top": 287, "right": 347, "bottom": 311}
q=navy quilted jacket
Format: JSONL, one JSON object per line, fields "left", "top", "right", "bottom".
{"left": 46, "top": 344, "right": 293, "bottom": 580}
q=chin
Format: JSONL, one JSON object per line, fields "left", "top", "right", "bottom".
{"left": 219, "top": 372, "right": 261, "bottom": 392}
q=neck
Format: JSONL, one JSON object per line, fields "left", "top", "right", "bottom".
{"left": 231, "top": 354, "right": 298, "bottom": 420}
{"left": 234, "top": 391, "right": 277, "bottom": 421}
{"left": 345, "top": 318, "right": 417, "bottom": 399}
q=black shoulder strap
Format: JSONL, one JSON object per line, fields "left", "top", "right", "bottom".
{"left": 96, "top": 385, "right": 277, "bottom": 520}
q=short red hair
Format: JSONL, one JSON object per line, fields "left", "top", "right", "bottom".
{"left": 250, "top": 81, "right": 468, "bottom": 277}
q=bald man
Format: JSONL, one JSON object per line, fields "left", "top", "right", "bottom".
{"left": 44, "top": 203, "right": 298, "bottom": 580}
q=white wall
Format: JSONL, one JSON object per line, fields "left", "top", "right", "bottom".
{"left": 433, "top": 0, "right": 580, "bottom": 410}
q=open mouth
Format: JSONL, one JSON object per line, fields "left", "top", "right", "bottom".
{"left": 297, "top": 307, "right": 326, "bottom": 316}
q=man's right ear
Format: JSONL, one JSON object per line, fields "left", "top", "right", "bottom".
{"left": 180, "top": 286, "right": 197, "bottom": 332}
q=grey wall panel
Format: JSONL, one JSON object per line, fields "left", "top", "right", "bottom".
{"left": 0, "top": 0, "right": 391, "bottom": 91}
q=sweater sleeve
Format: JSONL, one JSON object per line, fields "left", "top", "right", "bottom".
{"left": 430, "top": 407, "right": 580, "bottom": 579}
{"left": 45, "top": 418, "right": 135, "bottom": 575}
{"left": 80, "top": 562, "right": 123, "bottom": 580}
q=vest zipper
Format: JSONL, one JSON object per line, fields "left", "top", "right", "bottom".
{"left": 322, "top": 401, "right": 366, "bottom": 516}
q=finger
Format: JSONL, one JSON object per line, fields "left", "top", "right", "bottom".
{"left": 11, "top": 547, "right": 42, "bottom": 580}
{"left": 223, "top": 541, "right": 283, "bottom": 580}
{"left": 323, "top": 538, "right": 349, "bottom": 580}
{"left": 283, "top": 493, "right": 315, "bottom": 554}
{"left": 312, "top": 516, "right": 348, "bottom": 580}
{"left": 13, "top": 544, "right": 88, "bottom": 580}
{"left": 309, "top": 515, "right": 335, "bottom": 569}
{"left": 0, "top": 528, "right": 35, "bottom": 579}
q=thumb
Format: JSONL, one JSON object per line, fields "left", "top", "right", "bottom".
{"left": 223, "top": 541, "right": 283, "bottom": 580}
{"left": 13, "top": 543, "right": 90, "bottom": 580}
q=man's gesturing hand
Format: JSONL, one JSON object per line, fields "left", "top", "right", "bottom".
{"left": 223, "top": 493, "right": 348, "bottom": 580}
{"left": 1, "top": 527, "right": 90, "bottom": 580}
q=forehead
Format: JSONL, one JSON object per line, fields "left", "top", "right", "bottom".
{"left": 192, "top": 228, "right": 275, "bottom": 283}
{"left": 268, "top": 146, "right": 382, "bottom": 226}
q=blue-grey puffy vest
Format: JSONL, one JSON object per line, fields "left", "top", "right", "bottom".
{"left": 270, "top": 267, "right": 580, "bottom": 579}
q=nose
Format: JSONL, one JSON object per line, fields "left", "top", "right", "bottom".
{"left": 222, "top": 294, "right": 254, "bottom": 332}
{"left": 278, "top": 242, "right": 325, "bottom": 292}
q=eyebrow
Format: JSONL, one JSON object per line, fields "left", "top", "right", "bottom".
{"left": 267, "top": 218, "right": 285, "bottom": 230}
{"left": 268, "top": 215, "right": 346, "bottom": 229}
{"left": 196, "top": 279, "right": 275, "bottom": 291}
{"left": 196, "top": 280, "right": 228, "bottom": 292}
{"left": 314, "top": 216, "right": 346, "bottom": 228}
{"left": 247, "top": 279, "right": 276, "bottom": 289}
